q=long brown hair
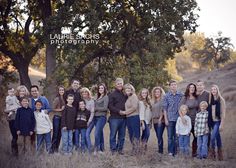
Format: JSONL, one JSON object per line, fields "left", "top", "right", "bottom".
{"left": 97, "top": 83, "right": 107, "bottom": 99}
{"left": 57, "top": 85, "right": 65, "bottom": 108}
{"left": 151, "top": 86, "right": 165, "bottom": 103}
{"left": 138, "top": 88, "right": 152, "bottom": 108}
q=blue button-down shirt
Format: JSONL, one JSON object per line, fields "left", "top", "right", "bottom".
{"left": 163, "top": 91, "right": 183, "bottom": 122}
{"left": 30, "top": 96, "right": 51, "bottom": 112}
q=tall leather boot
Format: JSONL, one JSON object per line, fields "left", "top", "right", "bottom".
{"left": 208, "top": 148, "right": 216, "bottom": 160}
{"left": 217, "top": 148, "right": 223, "bottom": 161}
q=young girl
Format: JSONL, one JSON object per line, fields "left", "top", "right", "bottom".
{"left": 34, "top": 100, "right": 53, "bottom": 153}
{"left": 94, "top": 83, "right": 108, "bottom": 154}
{"left": 80, "top": 87, "right": 95, "bottom": 153}
{"left": 208, "top": 85, "right": 226, "bottom": 161}
{"left": 74, "top": 100, "right": 91, "bottom": 153}
{"left": 194, "top": 101, "right": 209, "bottom": 159}
{"left": 176, "top": 105, "right": 192, "bottom": 156}
{"left": 139, "top": 88, "right": 152, "bottom": 153}
{"left": 151, "top": 86, "right": 165, "bottom": 154}
{"left": 51, "top": 86, "right": 65, "bottom": 153}
{"left": 15, "top": 97, "right": 36, "bottom": 154}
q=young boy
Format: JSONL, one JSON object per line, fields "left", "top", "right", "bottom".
{"left": 176, "top": 105, "right": 192, "bottom": 156}
{"left": 15, "top": 97, "right": 36, "bottom": 153}
{"left": 74, "top": 100, "right": 90, "bottom": 153}
{"left": 194, "top": 101, "right": 209, "bottom": 159}
{"left": 61, "top": 94, "right": 77, "bottom": 155}
{"left": 5, "top": 88, "right": 20, "bottom": 119}
{"left": 34, "top": 100, "right": 53, "bottom": 154}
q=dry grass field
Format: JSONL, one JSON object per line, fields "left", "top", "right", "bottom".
{"left": 0, "top": 63, "right": 236, "bottom": 168}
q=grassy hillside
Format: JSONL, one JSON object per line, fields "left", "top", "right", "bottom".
{"left": 0, "top": 63, "right": 236, "bottom": 168}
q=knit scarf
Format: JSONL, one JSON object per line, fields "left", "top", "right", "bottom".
{"left": 208, "top": 95, "right": 221, "bottom": 127}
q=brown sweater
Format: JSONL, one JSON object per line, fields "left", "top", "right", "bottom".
{"left": 52, "top": 96, "right": 65, "bottom": 117}
{"left": 61, "top": 105, "right": 76, "bottom": 130}
{"left": 124, "top": 94, "right": 139, "bottom": 117}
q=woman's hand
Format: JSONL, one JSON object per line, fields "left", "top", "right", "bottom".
{"left": 219, "top": 124, "right": 223, "bottom": 132}
{"left": 119, "top": 110, "right": 126, "bottom": 115}
{"left": 17, "top": 131, "right": 21, "bottom": 135}
{"left": 165, "top": 119, "right": 169, "bottom": 126}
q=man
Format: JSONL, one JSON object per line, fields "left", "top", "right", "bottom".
{"left": 196, "top": 80, "right": 210, "bottom": 105}
{"left": 30, "top": 85, "right": 51, "bottom": 112}
{"left": 163, "top": 80, "right": 183, "bottom": 156}
{"left": 64, "top": 79, "right": 82, "bottom": 109}
{"left": 108, "top": 78, "right": 127, "bottom": 155}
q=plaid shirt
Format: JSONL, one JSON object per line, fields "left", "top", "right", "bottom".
{"left": 194, "top": 110, "right": 209, "bottom": 137}
{"left": 163, "top": 91, "right": 183, "bottom": 122}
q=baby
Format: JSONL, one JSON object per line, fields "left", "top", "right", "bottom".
{"left": 5, "top": 88, "right": 20, "bottom": 119}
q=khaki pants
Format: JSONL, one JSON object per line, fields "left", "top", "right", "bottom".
{"left": 18, "top": 135, "right": 33, "bottom": 154}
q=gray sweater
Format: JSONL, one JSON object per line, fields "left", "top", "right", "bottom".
{"left": 94, "top": 95, "right": 109, "bottom": 117}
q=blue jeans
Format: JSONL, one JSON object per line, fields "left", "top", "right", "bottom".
{"left": 167, "top": 121, "right": 177, "bottom": 155}
{"left": 197, "top": 134, "right": 208, "bottom": 158}
{"left": 75, "top": 128, "right": 86, "bottom": 152}
{"left": 86, "top": 119, "right": 95, "bottom": 152}
{"left": 141, "top": 121, "right": 150, "bottom": 142}
{"left": 211, "top": 121, "right": 222, "bottom": 149}
{"left": 178, "top": 135, "right": 190, "bottom": 155}
{"left": 61, "top": 129, "right": 73, "bottom": 153}
{"left": 51, "top": 115, "right": 61, "bottom": 152}
{"left": 154, "top": 123, "right": 165, "bottom": 153}
{"left": 109, "top": 118, "right": 126, "bottom": 152}
{"left": 127, "top": 115, "right": 140, "bottom": 144}
{"left": 36, "top": 132, "right": 52, "bottom": 152}
{"left": 94, "top": 116, "right": 106, "bottom": 151}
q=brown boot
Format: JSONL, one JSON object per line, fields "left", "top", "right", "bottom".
{"left": 217, "top": 148, "right": 223, "bottom": 161}
{"left": 192, "top": 141, "right": 197, "bottom": 157}
{"left": 208, "top": 148, "right": 216, "bottom": 160}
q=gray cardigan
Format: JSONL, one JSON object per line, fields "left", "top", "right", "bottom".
{"left": 94, "top": 95, "right": 109, "bottom": 117}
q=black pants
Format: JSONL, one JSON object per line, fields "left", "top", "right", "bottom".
{"left": 9, "top": 120, "right": 18, "bottom": 155}
{"left": 51, "top": 115, "right": 61, "bottom": 152}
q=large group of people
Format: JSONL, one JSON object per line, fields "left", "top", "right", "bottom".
{"left": 4, "top": 78, "right": 226, "bottom": 161}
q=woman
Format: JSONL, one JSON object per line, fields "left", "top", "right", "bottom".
{"left": 80, "top": 87, "right": 95, "bottom": 153}
{"left": 139, "top": 88, "right": 152, "bottom": 153}
{"left": 180, "top": 83, "right": 199, "bottom": 157}
{"left": 51, "top": 86, "right": 65, "bottom": 153}
{"left": 151, "top": 86, "right": 165, "bottom": 154}
{"left": 208, "top": 85, "right": 226, "bottom": 161}
{"left": 120, "top": 83, "right": 140, "bottom": 155}
{"left": 94, "top": 84, "right": 108, "bottom": 154}
{"left": 7, "top": 85, "right": 30, "bottom": 155}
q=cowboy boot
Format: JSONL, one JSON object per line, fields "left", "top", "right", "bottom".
{"left": 192, "top": 141, "right": 197, "bottom": 157}
{"left": 217, "top": 148, "right": 223, "bottom": 161}
{"left": 208, "top": 148, "right": 216, "bottom": 160}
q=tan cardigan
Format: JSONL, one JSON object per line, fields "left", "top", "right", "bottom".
{"left": 124, "top": 94, "right": 139, "bottom": 117}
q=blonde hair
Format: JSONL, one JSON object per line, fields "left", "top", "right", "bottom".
{"left": 209, "top": 84, "right": 224, "bottom": 102}
{"left": 80, "top": 87, "right": 92, "bottom": 99}
{"left": 200, "top": 101, "right": 208, "bottom": 109}
{"left": 138, "top": 88, "right": 151, "bottom": 108}
{"left": 16, "top": 85, "right": 30, "bottom": 97}
{"left": 151, "top": 86, "right": 165, "bottom": 103}
{"left": 179, "top": 105, "right": 188, "bottom": 116}
{"left": 124, "top": 83, "right": 135, "bottom": 94}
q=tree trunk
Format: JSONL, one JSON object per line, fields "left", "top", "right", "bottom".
{"left": 45, "top": 44, "right": 57, "bottom": 104}
{"left": 16, "top": 62, "right": 32, "bottom": 89}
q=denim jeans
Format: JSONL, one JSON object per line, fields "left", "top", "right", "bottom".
{"left": 167, "top": 121, "right": 177, "bottom": 155}
{"left": 141, "top": 121, "right": 150, "bottom": 142}
{"left": 75, "top": 128, "right": 86, "bottom": 152}
{"left": 86, "top": 119, "right": 95, "bottom": 152}
{"left": 61, "top": 129, "right": 73, "bottom": 153}
{"left": 127, "top": 115, "right": 140, "bottom": 144}
{"left": 109, "top": 118, "right": 126, "bottom": 152}
{"left": 154, "top": 123, "right": 165, "bottom": 153}
{"left": 94, "top": 116, "right": 106, "bottom": 151}
{"left": 197, "top": 134, "right": 208, "bottom": 158}
{"left": 51, "top": 115, "right": 61, "bottom": 152}
{"left": 36, "top": 132, "right": 52, "bottom": 152}
{"left": 211, "top": 121, "right": 222, "bottom": 149}
{"left": 9, "top": 120, "right": 18, "bottom": 154}
{"left": 178, "top": 135, "right": 190, "bottom": 155}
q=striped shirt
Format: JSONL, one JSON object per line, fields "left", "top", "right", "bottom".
{"left": 194, "top": 110, "right": 209, "bottom": 137}
{"left": 163, "top": 91, "right": 183, "bottom": 122}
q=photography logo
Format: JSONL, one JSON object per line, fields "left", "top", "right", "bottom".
{"left": 50, "top": 33, "right": 100, "bottom": 45}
